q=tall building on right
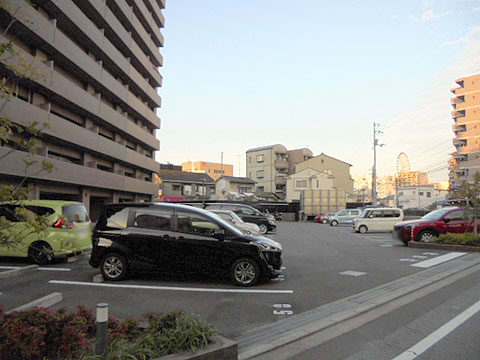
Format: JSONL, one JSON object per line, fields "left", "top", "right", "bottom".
{"left": 450, "top": 73, "right": 480, "bottom": 190}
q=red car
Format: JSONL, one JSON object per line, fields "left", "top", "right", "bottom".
{"left": 314, "top": 213, "right": 332, "bottom": 224}
{"left": 393, "top": 207, "right": 480, "bottom": 245}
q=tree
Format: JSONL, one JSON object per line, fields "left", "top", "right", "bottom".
{"left": 0, "top": 0, "right": 54, "bottom": 255}
{"left": 455, "top": 172, "right": 480, "bottom": 237}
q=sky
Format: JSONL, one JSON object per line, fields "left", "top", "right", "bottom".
{"left": 155, "top": 0, "right": 480, "bottom": 183}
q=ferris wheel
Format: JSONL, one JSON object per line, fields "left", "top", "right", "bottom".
{"left": 397, "top": 152, "right": 410, "bottom": 173}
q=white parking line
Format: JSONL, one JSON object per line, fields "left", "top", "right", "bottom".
{"left": 392, "top": 299, "right": 480, "bottom": 360}
{"left": 0, "top": 266, "right": 71, "bottom": 271}
{"left": 340, "top": 271, "right": 367, "bottom": 277}
{"left": 49, "top": 280, "right": 294, "bottom": 294}
{"left": 411, "top": 252, "right": 467, "bottom": 268}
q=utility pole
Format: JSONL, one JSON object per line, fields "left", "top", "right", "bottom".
{"left": 372, "top": 122, "right": 384, "bottom": 206}
{"left": 220, "top": 152, "right": 224, "bottom": 175}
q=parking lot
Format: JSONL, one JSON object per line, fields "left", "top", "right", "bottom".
{"left": 0, "top": 221, "right": 477, "bottom": 339}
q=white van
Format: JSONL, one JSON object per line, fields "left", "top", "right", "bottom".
{"left": 353, "top": 208, "right": 404, "bottom": 233}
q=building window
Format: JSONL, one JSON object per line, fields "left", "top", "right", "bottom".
{"left": 399, "top": 192, "right": 403, "bottom": 196}
{"left": 256, "top": 170, "right": 264, "bottom": 178}
{"left": 427, "top": 192, "right": 431, "bottom": 198}
{"left": 239, "top": 187, "right": 249, "bottom": 193}
{"left": 172, "top": 185, "right": 181, "bottom": 191}
{"left": 419, "top": 192, "right": 424, "bottom": 196}
{"left": 295, "top": 179, "right": 307, "bottom": 188}
{"left": 256, "top": 154, "right": 264, "bottom": 163}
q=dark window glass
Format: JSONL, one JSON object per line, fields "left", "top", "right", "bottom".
{"left": 371, "top": 210, "right": 383, "bottom": 218}
{"left": 384, "top": 210, "right": 395, "bottom": 218}
{"left": 0, "top": 205, "right": 19, "bottom": 222}
{"left": 176, "top": 211, "right": 219, "bottom": 236}
{"left": 133, "top": 209, "right": 172, "bottom": 230}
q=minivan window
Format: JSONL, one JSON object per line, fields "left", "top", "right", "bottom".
{"left": 133, "top": 209, "right": 172, "bottom": 230}
{"left": 176, "top": 212, "right": 219, "bottom": 236}
{"left": 106, "top": 207, "right": 129, "bottom": 229}
{"left": 0, "top": 205, "right": 55, "bottom": 222}
{"left": 62, "top": 204, "right": 90, "bottom": 223}
{"left": 384, "top": 210, "right": 394, "bottom": 218}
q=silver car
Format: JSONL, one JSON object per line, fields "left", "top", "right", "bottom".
{"left": 209, "top": 210, "right": 260, "bottom": 234}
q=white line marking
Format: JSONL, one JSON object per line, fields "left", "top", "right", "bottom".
{"left": 49, "top": 280, "right": 294, "bottom": 294}
{"left": 340, "top": 271, "right": 367, "bottom": 277}
{"left": 381, "top": 244, "right": 394, "bottom": 247}
{"left": 0, "top": 266, "right": 71, "bottom": 271}
{"left": 412, "top": 255, "right": 428, "bottom": 259}
{"left": 411, "top": 252, "right": 467, "bottom": 268}
{"left": 400, "top": 259, "right": 417, "bottom": 262}
{"left": 392, "top": 299, "right": 480, "bottom": 360}
{"left": 423, "top": 252, "right": 439, "bottom": 256}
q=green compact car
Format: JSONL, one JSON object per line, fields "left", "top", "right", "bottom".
{"left": 0, "top": 200, "right": 92, "bottom": 264}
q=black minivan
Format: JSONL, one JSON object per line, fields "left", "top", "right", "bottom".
{"left": 89, "top": 203, "right": 283, "bottom": 286}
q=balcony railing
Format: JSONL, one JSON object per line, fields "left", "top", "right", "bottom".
{"left": 275, "top": 159, "right": 289, "bottom": 169}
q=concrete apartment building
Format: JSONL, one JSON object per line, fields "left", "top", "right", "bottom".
{"left": 397, "top": 185, "right": 436, "bottom": 209}
{"left": 0, "top": 0, "right": 165, "bottom": 220}
{"left": 182, "top": 160, "right": 234, "bottom": 181}
{"left": 246, "top": 145, "right": 313, "bottom": 199}
{"left": 246, "top": 144, "right": 290, "bottom": 198}
{"left": 450, "top": 73, "right": 480, "bottom": 190}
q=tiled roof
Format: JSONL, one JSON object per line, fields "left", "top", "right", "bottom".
{"left": 217, "top": 176, "right": 256, "bottom": 184}
{"left": 159, "top": 170, "right": 214, "bottom": 184}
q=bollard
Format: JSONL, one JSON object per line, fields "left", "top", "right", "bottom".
{"left": 95, "top": 303, "right": 109, "bottom": 357}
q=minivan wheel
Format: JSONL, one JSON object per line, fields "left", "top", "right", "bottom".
{"left": 321, "top": 219, "right": 328, "bottom": 224}
{"left": 28, "top": 242, "right": 54, "bottom": 265}
{"left": 330, "top": 220, "right": 338, "bottom": 227}
{"left": 231, "top": 258, "right": 259, "bottom": 287}
{"left": 259, "top": 224, "right": 268, "bottom": 234}
{"left": 100, "top": 253, "right": 128, "bottom": 281}
{"left": 359, "top": 225, "right": 368, "bottom": 234}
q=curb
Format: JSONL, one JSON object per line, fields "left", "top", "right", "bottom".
{"left": 6, "top": 292, "right": 63, "bottom": 314}
{"left": 408, "top": 241, "right": 480, "bottom": 252}
{"left": 0, "top": 264, "right": 38, "bottom": 279}
{"left": 155, "top": 336, "right": 237, "bottom": 360}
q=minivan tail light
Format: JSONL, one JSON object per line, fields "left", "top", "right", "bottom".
{"left": 53, "top": 218, "right": 74, "bottom": 229}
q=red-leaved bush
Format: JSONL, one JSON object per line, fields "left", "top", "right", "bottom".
{"left": 0, "top": 304, "right": 164, "bottom": 360}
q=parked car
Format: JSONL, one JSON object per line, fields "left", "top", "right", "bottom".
{"left": 314, "top": 212, "right": 334, "bottom": 224}
{"left": 0, "top": 200, "right": 92, "bottom": 264}
{"left": 197, "top": 203, "right": 276, "bottom": 234}
{"left": 209, "top": 210, "right": 260, "bottom": 234}
{"left": 353, "top": 207, "right": 404, "bottom": 233}
{"left": 393, "top": 206, "right": 479, "bottom": 245}
{"left": 90, "top": 203, "right": 283, "bottom": 286}
{"left": 329, "top": 209, "right": 362, "bottom": 226}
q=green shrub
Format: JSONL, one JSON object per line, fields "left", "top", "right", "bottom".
{"left": 432, "top": 232, "right": 480, "bottom": 246}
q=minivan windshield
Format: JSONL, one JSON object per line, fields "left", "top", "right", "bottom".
{"left": 422, "top": 208, "right": 455, "bottom": 221}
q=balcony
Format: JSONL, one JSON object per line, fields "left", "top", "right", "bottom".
{"left": 275, "top": 159, "right": 289, "bottom": 169}
{"left": 275, "top": 177, "right": 286, "bottom": 185}
{"left": 452, "top": 110, "right": 466, "bottom": 119}
{"left": 453, "top": 138, "right": 467, "bottom": 147}
{"left": 453, "top": 152, "right": 468, "bottom": 162}
{"left": 453, "top": 124, "right": 467, "bottom": 134}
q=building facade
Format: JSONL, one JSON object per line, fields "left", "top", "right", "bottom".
{"left": 246, "top": 144, "right": 289, "bottom": 198}
{"left": 450, "top": 73, "right": 480, "bottom": 190}
{"left": 215, "top": 176, "right": 256, "bottom": 200}
{"left": 182, "top": 161, "right": 234, "bottom": 181}
{"left": 0, "top": 0, "right": 165, "bottom": 220}
{"left": 287, "top": 148, "right": 313, "bottom": 175}
{"left": 295, "top": 153, "right": 354, "bottom": 194}
{"left": 159, "top": 169, "right": 215, "bottom": 202}
{"left": 396, "top": 171, "right": 429, "bottom": 187}
{"left": 397, "top": 185, "right": 436, "bottom": 209}
{"left": 286, "top": 168, "right": 334, "bottom": 202}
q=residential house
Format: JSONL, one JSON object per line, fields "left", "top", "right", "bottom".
{"left": 216, "top": 176, "right": 256, "bottom": 201}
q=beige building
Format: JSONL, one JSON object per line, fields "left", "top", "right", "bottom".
{"left": 287, "top": 148, "right": 313, "bottom": 174}
{"left": 246, "top": 144, "right": 290, "bottom": 198}
{"left": 216, "top": 176, "right": 256, "bottom": 201}
{"left": 450, "top": 73, "right": 480, "bottom": 190}
{"left": 182, "top": 161, "right": 234, "bottom": 181}
{"left": 295, "top": 153, "right": 354, "bottom": 194}
{"left": 286, "top": 168, "right": 334, "bottom": 202}
{"left": 397, "top": 171, "right": 429, "bottom": 187}
{"left": 0, "top": 0, "right": 165, "bottom": 220}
